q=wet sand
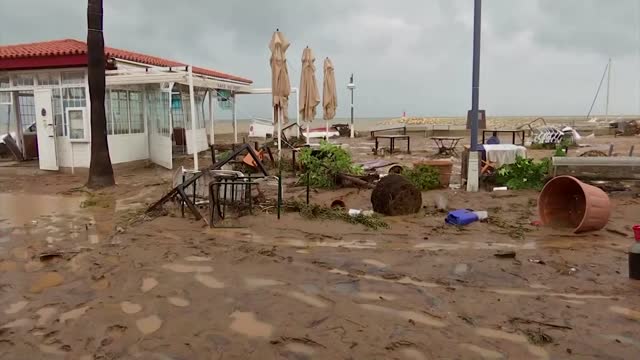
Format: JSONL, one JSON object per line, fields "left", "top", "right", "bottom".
{"left": 1, "top": 133, "right": 639, "bottom": 359}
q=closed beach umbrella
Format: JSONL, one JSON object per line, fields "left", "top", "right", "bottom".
{"left": 269, "top": 30, "right": 291, "bottom": 156}
{"left": 322, "top": 57, "right": 337, "bottom": 138}
{"left": 299, "top": 46, "right": 320, "bottom": 143}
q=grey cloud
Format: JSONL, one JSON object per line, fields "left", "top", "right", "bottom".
{"left": 1, "top": 0, "right": 639, "bottom": 117}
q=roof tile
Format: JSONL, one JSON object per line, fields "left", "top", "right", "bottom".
{"left": 0, "top": 39, "right": 251, "bottom": 84}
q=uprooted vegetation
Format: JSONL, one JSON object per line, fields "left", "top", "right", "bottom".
{"left": 297, "top": 141, "right": 364, "bottom": 188}
{"left": 495, "top": 157, "right": 551, "bottom": 190}
{"left": 284, "top": 200, "right": 388, "bottom": 230}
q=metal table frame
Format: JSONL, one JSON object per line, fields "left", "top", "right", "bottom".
{"left": 481, "top": 130, "right": 526, "bottom": 145}
{"left": 374, "top": 134, "right": 411, "bottom": 154}
{"left": 430, "top": 136, "right": 463, "bottom": 156}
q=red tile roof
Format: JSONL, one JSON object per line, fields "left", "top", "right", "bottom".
{"left": 0, "top": 39, "right": 252, "bottom": 84}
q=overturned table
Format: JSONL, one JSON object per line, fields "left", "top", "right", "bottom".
{"left": 430, "top": 136, "right": 463, "bottom": 156}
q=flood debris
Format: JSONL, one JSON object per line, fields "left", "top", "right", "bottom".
{"left": 371, "top": 175, "right": 422, "bottom": 216}
{"left": 509, "top": 317, "right": 572, "bottom": 330}
{"left": 494, "top": 250, "right": 517, "bottom": 259}
{"left": 270, "top": 336, "right": 326, "bottom": 349}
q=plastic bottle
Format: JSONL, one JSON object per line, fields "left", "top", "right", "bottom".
{"left": 630, "top": 225, "right": 640, "bottom": 280}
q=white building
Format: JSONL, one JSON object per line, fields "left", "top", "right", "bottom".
{"left": 0, "top": 39, "right": 253, "bottom": 171}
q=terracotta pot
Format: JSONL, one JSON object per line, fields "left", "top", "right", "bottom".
{"left": 413, "top": 159, "right": 453, "bottom": 188}
{"left": 538, "top": 176, "right": 610, "bottom": 233}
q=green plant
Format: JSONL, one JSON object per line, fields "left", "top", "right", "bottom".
{"left": 216, "top": 150, "right": 231, "bottom": 162}
{"left": 298, "top": 141, "right": 363, "bottom": 188}
{"left": 402, "top": 165, "right": 440, "bottom": 191}
{"left": 553, "top": 146, "right": 567, "bottom": 157}
{"left": 495, "top": 156, "right": 550, "bottom": 190}
{"left": 284, "top": 200, "right": 388, "bottom": 230}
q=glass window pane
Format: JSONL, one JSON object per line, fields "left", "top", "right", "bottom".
{"left": 0, "top": 92, "right": 11, "bottom": 104}
{"left": 105, "top": 93, "right": 113, "bottom": 135}
{"left": 62, "top": 87, "right": 86, "bottom": 137}
{"left": 37, "top": 72, "right": 60, "bottom": 86}
{"left": 12, "top": 74, "right": 34, "bottom": 87}
{"left": 108, "top": 90, "right": 130, "bottom": 135}
{"left": 0, "top": 75, "right": 10, "bottom": 89}
{"left": 68, "top": 109, "right": 85, "bottom": 139}
{"left": 61, "top": 71, "right": 84, "bottom": 85}
{"left": 129, "top": 91, "right": 144, "bottom": 133}
{"left": 52, "top": 88, "right": 64, "bottom": 136}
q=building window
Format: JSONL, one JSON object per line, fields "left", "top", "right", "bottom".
{"left": 107, "top": 90, "right": 145, "bottom": 135}
{"left": 61, "top": 71, "right": 85, "bottom": 85}
{"left": 129, "top": 91, "right": 144, "bottom": 133}
{"left": 62, "top": 87, "right": 87, "bottom": 136}
{"left": 66, "top": 107, "right": 88, "bottom": 141}
{"left": 0, "top": 75, "right": 10, "bottom": 89}
{"left": 0, "top": 92, "right": 11, "bottom": 104}
{"left": 12, "top": 74, "right": 34, "bottom": 87}
{"left": 109, "top": 90, "right": 129, "bottom": 135}
{"left": 37, "top": 73, "right": 60, "bottom": 87}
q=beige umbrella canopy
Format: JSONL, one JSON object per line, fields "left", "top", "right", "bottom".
{"left": 269, "top": 30, "right": 290, "bottom": 122}
{"left": 322, "top": 57, "right": 337, "bottom": 121}
{"left": 299, "top": 46, "right": 320, "bottom": 123}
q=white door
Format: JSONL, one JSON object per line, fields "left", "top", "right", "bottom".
{"left": 34, "top": 89, "right": 58, "bottom": 171}
{"left": 147, "top": 88, "right": 173, "bottom": 169}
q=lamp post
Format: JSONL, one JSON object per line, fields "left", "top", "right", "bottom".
{"left": 347, "top": 74, "right": 355, "bottom": 138}
{"left": 466, "top": 0, "right": 482, "bottom": 192}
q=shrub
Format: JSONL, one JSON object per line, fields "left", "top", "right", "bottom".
{"left": 298, "top": 141, "right": 363, "bottom": 188}
{"left": 402, "top": 165, "right": 440, "bottom": 191}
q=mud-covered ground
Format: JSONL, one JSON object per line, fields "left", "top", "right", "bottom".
{"left": 1, "top": 133, "right": 640, "bottom": 360}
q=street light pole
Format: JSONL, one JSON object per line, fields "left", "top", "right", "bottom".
{"left": 470, "top": 0, "right": 482, "bottom": 151}
{"left": 347, "top": 74, "right": 355, "bottom": 138}
{"left": 466, "top": 0, "right": 482, "bottom": 192}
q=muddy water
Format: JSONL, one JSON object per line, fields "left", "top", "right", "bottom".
{"left": 229, "top": 311, "right": 273, "bottom": 338}
{"left": 136, "top": 315, "right": 163, "bottom": 335}
{"left": 0, "top": 193, "right": 83, "bottom": 228}
{"left": 475, "top": 328, "right": 548, "bottom": 359}
{"left": 359, "top": 303, "right": 446, "bottom": 328}
{"left": 609, "top": 305, "right": 640, "bottom": 322}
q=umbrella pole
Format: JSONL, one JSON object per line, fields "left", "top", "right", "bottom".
{"left": 325, "top": 121, "right": 329, "bottom": 141}
{"left": 277, "top": 106, "right": 282, "bottom": 160}
{"left": 306, "top": 123, "right": 310, "bottom": 145}
{"left": 277, "top": 105, "right": 283, "bottom": 220}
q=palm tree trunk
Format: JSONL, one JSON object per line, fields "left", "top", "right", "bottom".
{"left": 86, "top": 0, "right": 114, "bottom": 188}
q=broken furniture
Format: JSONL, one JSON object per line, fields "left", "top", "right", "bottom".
{"left": 147, "top": 169, "right": 206, "bottom": 223}
{"left": 147, "top": 144, "right": 269, "bottom": 223}
{"left": 481, "top": 129, "right": 526, "bottom": 146}
{"left": 374, "top": 134, "right": 411, "bottom": 155}
{"left": 210, "top": 143, "right": 270, "bottom": 176}
{"left": 531, "top": 125, "right": 564, "bottom": 145}
{"left": 370, "top": 125, "right": 407, "bottom": 139}
{"left": 1, "top": 134, "right": 24, "bottom": 161}
{"left": 333, "top": 123, "right": 351, "bottom": 137}
{"left": 208, "top": 172, "right": 262, "bottom": 227}
{"left": 281, "top": 122, "right": 305, "bottom": 148}
{"left": 611, "top": 119, "right": 640, "bottom": 137}
{"left": 430, "top": 136, "right": 463, "bottom": 156}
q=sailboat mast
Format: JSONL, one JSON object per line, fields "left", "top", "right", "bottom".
{"left": 605, "top": 58, "right": 611, "bottom": 122}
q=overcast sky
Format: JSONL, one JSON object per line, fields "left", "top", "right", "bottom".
{"left": 1, "top": 0, "right": 639, "bottom": 119}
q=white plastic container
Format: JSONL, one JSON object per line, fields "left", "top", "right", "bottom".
{"left": 473, "top": 211, "right": 488, "bottom": 220}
